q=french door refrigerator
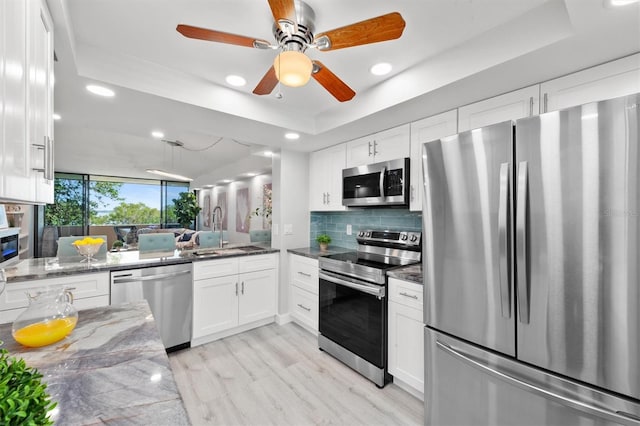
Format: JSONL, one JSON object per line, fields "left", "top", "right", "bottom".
{"left": 421, "top": 93, "right": 640, "bottom": 425}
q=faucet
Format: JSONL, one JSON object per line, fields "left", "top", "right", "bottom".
{"left": 212, "top": 206, "right": 224, "bottom": 248}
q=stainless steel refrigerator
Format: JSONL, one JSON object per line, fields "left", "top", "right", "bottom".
{"left": 421, "top": 93, "right": 640, "bottom": 425}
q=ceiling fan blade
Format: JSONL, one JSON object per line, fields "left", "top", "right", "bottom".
{"left": 314, "top": 12, "right": 406, "bottom": 51}
{"left": 253, "top": 66, "right": 279, "bottom": 95}
{"left": 311, "top": 61, "right": 355, "bottom": 102}
{"left": 267, "top": 0, "right": 297, "bottom": 32}
{"left": 176, "top": 24, "right": 269, "bottom": 48}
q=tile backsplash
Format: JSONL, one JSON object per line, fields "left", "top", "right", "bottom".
{"left": 310, "top": 209, "right": 422, "bottom": 250}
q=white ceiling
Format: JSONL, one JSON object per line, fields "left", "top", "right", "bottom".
{"left": 49, "top": 0, "right": 640, "bottom": 186}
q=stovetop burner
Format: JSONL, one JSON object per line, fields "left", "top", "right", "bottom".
{"left": 320, "top": 251, "right": 398, "bottom": 271}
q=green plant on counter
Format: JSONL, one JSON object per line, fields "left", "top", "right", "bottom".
{"left": 112, "top": 240, "right": 124, "bottom": 250}
{"left": 316, "top": 234, "right": 332, "bottom": 244}
{"left": 0, "top": 349, "right": 57, "bottom": 425}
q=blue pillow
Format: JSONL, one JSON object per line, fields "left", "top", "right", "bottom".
{"left": 179, "top": 232, "right": 194, "bottom": 242}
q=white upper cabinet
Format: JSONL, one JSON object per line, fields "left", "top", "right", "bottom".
{"left": 29, "top": 0, "right": 54, "bottom": 204}
{"left": 345, "top": 124, "right": 410, "bottom": 168}
{"left": 409, "top": 110, "right": 458, "bottom": 212}
{"left": 540, "top": 53, "right": 640, "bottom": 113}
{"left": 0, "top": 0, "right": 53, "bottom": 204}
{"left": 309, "top": 144, "right": 346, "bottom": 211}
{"left": 458, "top": 85, "right": 540, "bottom": 132}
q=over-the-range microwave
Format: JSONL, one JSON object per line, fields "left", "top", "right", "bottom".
{"left": 342, "top": 158, "right": 410, "bottom": 207}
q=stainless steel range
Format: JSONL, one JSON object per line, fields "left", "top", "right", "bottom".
{"left": 318, "top": 229, "right": 421, "bottom": 388}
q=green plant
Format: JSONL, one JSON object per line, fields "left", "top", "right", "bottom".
{"left": 112, "top": 240, "right": 124, "bottom": 250}
{"left": 0, "top": 349, "right": 57, "bottom": 425}
{"left": 316, "top": 234, "right": 331, "bottom": 244}
{"left": 173, "top": 192, "right": 202, "bottom": 229}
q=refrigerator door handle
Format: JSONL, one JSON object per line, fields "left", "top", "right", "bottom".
{"left": 516, "top": 161, "right": 530, "bottom": 324}
{"left": 498, "top": 162, "right": 511, "bottom": 318}
{"left": 436, "top": 340, "right": 639, "bottom": 426}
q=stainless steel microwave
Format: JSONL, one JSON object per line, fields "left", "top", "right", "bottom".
{"left": 342, "top": 158, "right": 410, "bottom": 207}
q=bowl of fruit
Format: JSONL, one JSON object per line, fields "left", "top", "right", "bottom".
{"left": 72, "top": 237, "right": 105, "bottom": 262}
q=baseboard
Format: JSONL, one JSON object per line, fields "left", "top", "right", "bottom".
{"left": 191, "top": 316, "right": 275, "bottom": 347}
{"left": 391, "top": 376, "right": 424, "bottom": 401}
{"left": 275, "top": 312, "right": 292, "bottom": 325}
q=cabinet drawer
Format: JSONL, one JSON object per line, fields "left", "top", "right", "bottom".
{"left": 291, "top": 285, "right": 318, "bottom": 331}
{"left": 193, "top": 257, "right": 239, "bottom": 279}
{"left": 238, "top": 254, "right": 276, "bottom": 273}
{"left": 289, "top": 254, "right": 318, "bottom": 294}
{"left": 389, "top": 277, "right": 423, "bottom": 309}
{"left": 1, "top": 273, "right": 109, "bottom": 311}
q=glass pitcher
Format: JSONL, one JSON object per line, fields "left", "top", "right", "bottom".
{"left": 12, "top": 287, "right": 78, "bottom": 348}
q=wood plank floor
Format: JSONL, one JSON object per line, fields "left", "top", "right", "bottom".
{"left": 168, "top": 322, "right": 424, "bottom": 426}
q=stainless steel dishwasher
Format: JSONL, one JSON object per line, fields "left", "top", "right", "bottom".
{"left": 110, "top": 263, "right": 192, "bottom": 352}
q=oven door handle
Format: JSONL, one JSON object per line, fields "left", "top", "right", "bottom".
{"left": 319, "top": 271, "right": 385, "bottom": 298}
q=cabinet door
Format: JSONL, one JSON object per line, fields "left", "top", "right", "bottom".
{"left": 345, "top": 135, "right": 374, "bottom": 168}
{"left": 192, "top": 276, "right": 239, "bottom": 338}
{"left": 541, "top": 53, "right": 640, "bottom": 113}
{"left": 458, "top": 85, "right": 539, "bottom": 132}
{"left": 388, "top": 300, "right": 424, "bottom": 394}
{"left": 30, "top": 0, "right": 54, "bottom": 204}
{"left": 289, "top": 253, "right": 318, "bottom": 294}
{"left": 326, "top": 144, "right": 346, "bottom": 210}
{"left": 193, "top": 257, "right": 238, "bottom": 280}
{"left": 291, "top": 284, "right": 318, "bottom": 332}
{"left": 371, "top": 124, "right": 410, "bottom": 164}
{"left": 410, "top": 110, "right": 457, "bottom": 211}
{"left": 2, "top": 0, "right": 32, "bottom": 202}
{"left": 309, "top": 149, "right": 326, "bottom": 210}
{"left": 238, "top": 269, "right": 276, "bottom": 325}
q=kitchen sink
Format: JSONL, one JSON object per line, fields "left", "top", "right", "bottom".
{"left": 192, "top": 245, "right": 266, "bottom": 257}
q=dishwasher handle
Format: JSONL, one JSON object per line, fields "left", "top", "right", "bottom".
{"left": 112, "top": 269, "right": 191, "bottom": 284}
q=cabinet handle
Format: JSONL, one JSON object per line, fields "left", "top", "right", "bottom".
{"left": 543, "top": 93, "right": 548, "bottom": 113}
{"left": 32, "top": 136, "right": 54, "bottom": 181}
{"left": 241, "top": 281, "right": 244, "bottom": 295}
{"left": 297, "top": 303, "right": 311, "bottom": 312}
{"left": 529, "top": 96, "right": 534, "bottom": 116}
{"left": 373, "top": 140, "right": 379, "bottom": 156}
{"left": 323, "top": 192, "right": 327, "bottom": 204}
{"left": 368, "top": 141, "right": 372, "bottom": 156}
{"left": 297, "top": 271, "right": 311, "bottom": 277}
{"left": 399, "top": 292, "right": 418, "bottom": 300}
{"left": 235, "top": 282, "right": 238, "bottom": 296}
{"left": 410, "top": 185, "right": 415, "bottom": 202}
{"left": 326, "top": 193, "right": 330, "bottom": 204}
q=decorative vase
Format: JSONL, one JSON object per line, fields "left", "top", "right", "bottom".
{"left": 319, "top": 242, "right": 329, "bottom": 251}
{"left": 12, "top": 287, "right": 78, "bottom": 348}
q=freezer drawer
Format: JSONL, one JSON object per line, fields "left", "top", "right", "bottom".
{"left": 425, "top": 327, "right": 640, "bottom": 426}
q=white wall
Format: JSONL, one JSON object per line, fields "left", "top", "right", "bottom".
{"left": 272, "top": 150, "right": 310, "bottom": 317}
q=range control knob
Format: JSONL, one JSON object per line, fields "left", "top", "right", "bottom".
{"left": 358, "top": 231, "right": 364, "bottom": 237}
{"left": 400, "top": 234, "right": 408, "bottom": 241}
{"left": 365, "top": 232, "right": 371, "bottom": 238}
{"left": 410, "top": 234, "right": 418, "bottom": 242}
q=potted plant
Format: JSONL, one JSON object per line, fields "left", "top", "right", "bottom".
{"left": 173, "top": 192, "right": 202, "bottom": 229}
{"left": 111, "top": 240, "right": 124, "bottom": 251}
{"left": 316, "top": 234, "right": 331, "bottom": 251}
{"left": 0, "top": 349, "right": 57, "bottom": 425}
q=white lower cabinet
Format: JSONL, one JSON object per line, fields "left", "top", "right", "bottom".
{"left": 192, "top": 254, "right": 277, "bottom": 345}
{"left": 0, "top": 272, "right": 110, "bottom": 324}
{"left": 388, "top": 277, "right": 424, "bottom": 399}
{"left": 289, "top": 253, "right": 319, "bottom": 333}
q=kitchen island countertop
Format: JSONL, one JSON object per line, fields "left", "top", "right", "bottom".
{"left": 0, "top": 301, "right": 190, "bottom": 425}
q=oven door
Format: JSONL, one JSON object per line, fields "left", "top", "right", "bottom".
{"left": 319, "top": 270, "right": 387, "bottom": 368}
{"left": 342, "top": 158, "right": 409, "bottom": 207}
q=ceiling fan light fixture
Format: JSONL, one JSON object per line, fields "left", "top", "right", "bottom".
{"left": 273, "top": 51, "right": 312, "bottom": 87}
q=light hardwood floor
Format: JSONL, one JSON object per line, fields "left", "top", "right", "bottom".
{"left": 168, "top": 322, "right": 424, "bottom": 426}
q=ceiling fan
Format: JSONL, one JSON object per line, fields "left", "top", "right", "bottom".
{"left": 176, "top": 0, "right": 406, "bottom": 102}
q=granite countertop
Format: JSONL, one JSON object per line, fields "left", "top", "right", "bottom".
{"left": 288, "top": 246, "right": 353, "bottom": 259}
{"left": 4, "top": 243, "right": 278, "bottom": 283}
{"left": 0, "top": 301, "right": 189, "bottom": 425}
{"left": 387, "top": 263, "right": 423, "bottom": 284}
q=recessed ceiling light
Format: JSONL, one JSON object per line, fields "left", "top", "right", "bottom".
{"left": 607, "top": 0, "right": 639, "bottom": 5}
{"left": 221, "top": 179, "right": 233, "bottom": 183}
{"left": 264, "top": 151, "right": 273, "bottom": 157}
{"left": 86, "top": 84, "right": 115, "bottom": 97}
{"left": 225, "top": 75, "right": 247, "bottom": 87}
{"left": 284, "top": 132, "right": 300, "bottom": 140}
{"left": 370, "top": 62, "right": 392, "bottom": 76}
{"left": 52, "top": 113, "right": 61, "bottom": 120}
{"left": 146, "top": 169, "right": 193, "bottom": 182}
{"left": 246, "top": 172, "right": 257, "bottom": 177}
{"left": 151, "top": 131, "right": 165, "bottom": 139}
